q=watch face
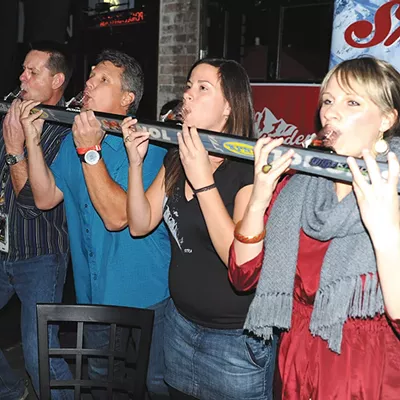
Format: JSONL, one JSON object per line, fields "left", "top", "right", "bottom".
{"left": 84, "top": 150, "right": 100, "bottom": 165}
{"left": 5, "top": 154, "right": 17, "bottom": 165}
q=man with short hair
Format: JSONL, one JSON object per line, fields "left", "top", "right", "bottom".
{"left": 22, "top": 49, "right": 171, "bottom": 399}
{"left": 0, "top": 41, "right": 73, "bottom": 400}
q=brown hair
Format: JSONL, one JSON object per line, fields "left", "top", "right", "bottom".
{"left": 164, "top": 58, "right": 255, "bottom": 196}
{"left": 320, "top": 57, "right": 400, "bottom": 138}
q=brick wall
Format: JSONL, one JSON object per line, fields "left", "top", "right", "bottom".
{"left": 157, "top": 0, "right": 201, "bottom": 116}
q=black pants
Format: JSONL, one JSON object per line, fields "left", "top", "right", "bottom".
{"left": 168, "top": 386, "right": 197, "bottom": 400}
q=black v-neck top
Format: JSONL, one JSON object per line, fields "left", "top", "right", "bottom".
{"left": 163, "top": 152, "right": 255, "bottom": 329}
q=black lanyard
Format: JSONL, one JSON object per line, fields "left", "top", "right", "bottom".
{"left": 0, "top": 165, "right": 9, "bottom": 211}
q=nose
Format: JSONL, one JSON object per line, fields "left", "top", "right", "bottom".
{"left": 321, "top": 102, "right": 340, "bottom": 123}
{"left": 19, "top": 70, "right": 28, "bottom": 82}
{"left": 85, "top": 79, "right": 93, "bottom": 91}
{"left": 183, "top": 88, "right": 193, "bottom": 102}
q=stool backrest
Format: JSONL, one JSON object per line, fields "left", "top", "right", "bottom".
{"left": 37, "top": 303, "right": 154, "bottom": 400}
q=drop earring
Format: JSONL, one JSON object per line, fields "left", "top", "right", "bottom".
{"left": 373, "top": 133, "right": 389, "bottom": 156}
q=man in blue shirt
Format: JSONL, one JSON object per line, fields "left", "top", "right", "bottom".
{"left": 21, "top": 49, "right": 171, "bottom": 399}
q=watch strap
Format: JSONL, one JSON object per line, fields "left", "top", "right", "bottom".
{"left": 78, "top": 149, "right": 102, "bottom": 163}
{"left": 76, "top": 144, "right": 102, "bottom": 155}
{"left": 14, "top": 153, "right": 25, "bottom": 163}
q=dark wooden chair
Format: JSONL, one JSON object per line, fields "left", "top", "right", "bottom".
{"left": 36, "top": 303, "right": 154, "bottom": 400}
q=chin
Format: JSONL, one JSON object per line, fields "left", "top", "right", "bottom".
{"left": 83, "top": 99, "right": 92, "bottom": 110}
{"left": 335, "top": 148, "right": 360, "bottom": 158}
{"left": 183, "top": 115, "right": 203, "bottom": 128}
{"left": 21, "top": 93, "right": 31, "bottom": 101}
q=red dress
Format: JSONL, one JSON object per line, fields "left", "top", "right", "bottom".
{"left": 229, "top": 179, "right": 400, "bottom": 400}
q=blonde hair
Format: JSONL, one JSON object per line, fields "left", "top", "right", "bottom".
{"left": 320, "top": 57, "right": 400, "bottom": 138}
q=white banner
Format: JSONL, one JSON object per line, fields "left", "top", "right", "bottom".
{"left": 330, "top": 0, "right": 400, "bottom": 71}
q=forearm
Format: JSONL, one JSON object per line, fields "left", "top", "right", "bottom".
{"left": 196, "top": 189, "right": 237, "bottom": 266}
{"left": 82, "top": 161, "right": 128, "bottom": 231}
{"left": 233, "top": 202, "right": 267, "bottom": 266}
{"left": 127, "top": 165, "right": 154, "bottom": 236}
{"left": 373, "top": 230, "right": 400, "bottom": 320}
{"left": 9, "top": 160, "right": 28, "bottom": 196}
{"left": 25, "top": 141, "right": 60, "bottom": 209}
{"left": 5, "top": 138, "right": 27, "bottom": 196}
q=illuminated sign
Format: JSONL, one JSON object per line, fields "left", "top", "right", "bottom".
{"left": 99, "top": 11, "right": 144, "bottom": 27}
{"left": 88, "top": 9, "right": 145, "bottom": 29}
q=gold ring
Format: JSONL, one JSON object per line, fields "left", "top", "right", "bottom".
{"left": 261, "top": 164, "right": 272, "bottom": 174}
{"left": 124, "top": 135, "right": 132, "bottom": 143}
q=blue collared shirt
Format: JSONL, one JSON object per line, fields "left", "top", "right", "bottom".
{"left": 51, "top": 132, "right": 170, "bottom": 308}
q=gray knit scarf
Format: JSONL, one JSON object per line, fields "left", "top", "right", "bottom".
{"left": 244, "top": 138, "right": 400, "bottom": 354}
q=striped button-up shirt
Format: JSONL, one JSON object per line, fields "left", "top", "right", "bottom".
{"left": 0, "top": 121, "right": 69, "bottom": 261}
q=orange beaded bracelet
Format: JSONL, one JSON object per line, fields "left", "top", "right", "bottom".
{"left": 234, "top": 220, "right": 266, "bottom": 244}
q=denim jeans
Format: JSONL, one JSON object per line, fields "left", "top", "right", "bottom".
{"left": 164, "top": 300, "right": 278, "bottom": 400}
{"left": 84, "top": 297, "right": 170, "bottom": 399}
{"left": 0, "top": 253, "right": 73, "bottom": 400}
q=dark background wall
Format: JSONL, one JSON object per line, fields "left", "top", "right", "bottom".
{"left": 0, "top": 1, "right": 21, "bottom": 97}
{"left": 0, "top": 0, "right": 160, "bottom": 119}
{"left": 0, "top": 0, "right": 74, "bottom": 98}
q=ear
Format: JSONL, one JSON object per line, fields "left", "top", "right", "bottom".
{"left": 121, "top": 91, "right": 135, "bottom": 112}
{"left": 52, "top": 73, "right": 65, "bottom": 91}
{"left": 223, "top": 101, "right": 231, "bottom": 119}
{"left": 380, "top": 109, "right": 398, "bottom": 133}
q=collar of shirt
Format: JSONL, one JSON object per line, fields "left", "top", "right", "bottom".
{"left": 103, "top": 133, "right": 125, "bottom": 152}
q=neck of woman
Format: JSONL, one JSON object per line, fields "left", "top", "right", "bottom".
{"left": 335, "top": 181, "right": 353, "bottom": 202}
{"left": 208, "top": 154, "right": 225, "bottom": 171}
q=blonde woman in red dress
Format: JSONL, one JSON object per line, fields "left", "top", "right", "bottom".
{"left": 229, "top": 57, "right": 400, "bottom": 399}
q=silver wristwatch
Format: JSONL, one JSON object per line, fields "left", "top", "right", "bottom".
{"left": 5, "top": 153, "right": 25, "bottom": 166}
{"left": 80, "top": 149, "right": 102, "bottom": 165}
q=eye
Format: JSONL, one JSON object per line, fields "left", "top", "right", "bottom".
{"left": 321, "top": 99, "right": 331, "bottom": 105}
{"left": 199, "top": 85, "right": 208, "bottom": 91}
{"left": 348, "top": 100, "right": 360, "bottom": 106}
{"left": 101, "top": 77, "right": 107, "bottom": 83}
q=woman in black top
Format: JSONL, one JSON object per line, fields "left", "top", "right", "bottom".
{"left": 122, "top": 59, "right": 289, "bottom": 399}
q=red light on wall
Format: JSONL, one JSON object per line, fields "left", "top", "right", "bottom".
{"left": 98, "top": 11, "right": 145, "bottom": 27}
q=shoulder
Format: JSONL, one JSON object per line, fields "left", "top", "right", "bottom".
{"left": 147, "top": 143, "right": 168, "bottom": 159}
{"left": 144, "top": 144, "right": 167, "bottom": 166}
{"left": 41, "top": 124, "right": 72, "bottom": 147}
{"left": 50, "top": 131, "right": 74, "bottom": 162}
{"left": 56, "top": 130, "right": 73, "bottom": 149}
{"left": 44, "top": 122, "right": 71, "bottom": 136}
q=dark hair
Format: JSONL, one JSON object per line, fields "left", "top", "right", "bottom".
{"left": 30, "top": 41, "right": 73, "bottom": 90}
{"left": 164, "top": 58, "right": 255, "bottom": 196}
{"left": 187, "top": 58, "right": 255, "bottom": 138}
{"left": 96, "top": 49, "right": 144, "bottom": 114}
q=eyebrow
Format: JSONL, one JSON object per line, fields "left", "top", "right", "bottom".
{"left": 321, "top": 90, "right": 361, "bottom": 97}
{"left": 23, "top": 65, "right": 39, "bottom": 72}
{"left": 187, "top": 79, "right": 214, "bottom": 87}
{"left": 198, "top": 79, "right": 214, "bottom": 86}
{"left": 90, "top": 69, "right": 110, "bottom": 78}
